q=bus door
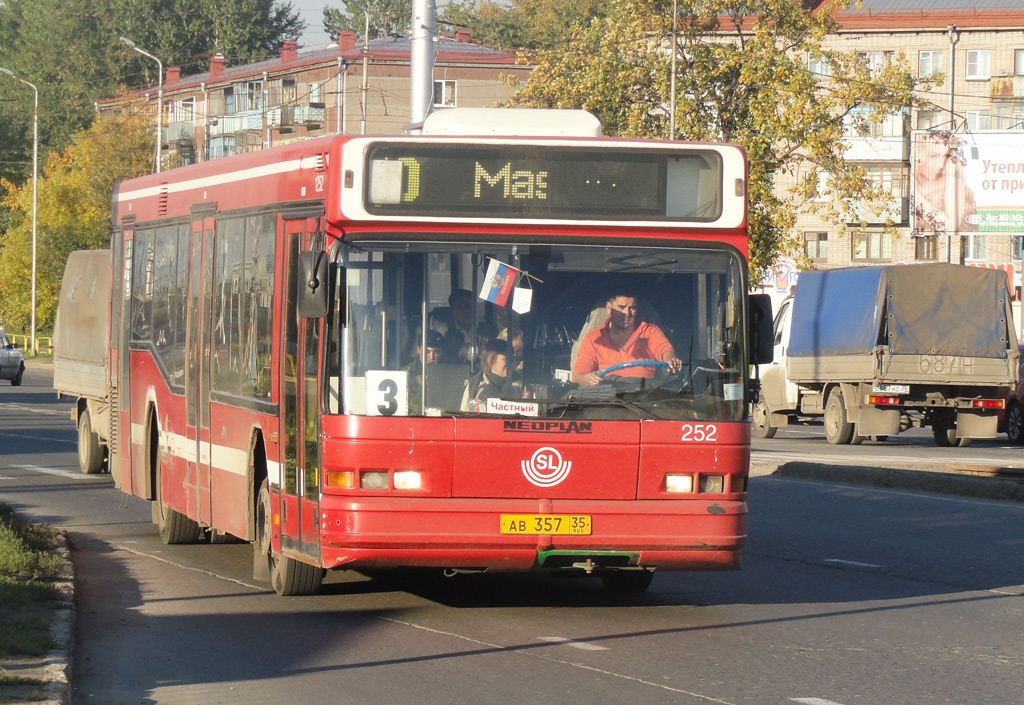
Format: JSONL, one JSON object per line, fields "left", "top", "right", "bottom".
{"left": 185, "top": 212, "right": 215, "bottom": 524}
{"left": 109, "top": 223, "right": 131, "bottom": 491}
{"left": 279, "top": 215, "right": 323, "bottom": 561}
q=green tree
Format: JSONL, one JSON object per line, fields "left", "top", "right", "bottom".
{"left": 0, "top": 101, "right": 153, "bottom": 334}
{"left": 322, "top": 0, "right": 412, "bottom": 42}
{"left": 114, "top": 0, "right": 305, "bottom": 76}
{"left": 440, "top": 0, "right": 610, "bottom": 51}
{"left": 506, "top": 0, "right": 924, "bottom": 281}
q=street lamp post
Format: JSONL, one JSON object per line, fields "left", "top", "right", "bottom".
{"left": 0, "top": 67, "right": 39, "bottom": 355}
{"left": 120, "top": 37, "right": 163, "bottom": 173}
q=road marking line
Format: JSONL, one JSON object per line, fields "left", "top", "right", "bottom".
{"left": 12, "top": 464, "right": 93, "bottom": 481}
{"left": 791, "top": 699, "right": 848, "bottom": 705}
{"left": 823, "top": 559, "right": 883, "bottom": 569}
{"left": 0, "top": 430, "right": 76, "bottom": 447}
{"left": 537, "top": 636, "right": 609, "bottom": 651}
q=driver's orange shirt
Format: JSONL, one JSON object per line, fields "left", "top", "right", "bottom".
{"left": 573, "top": 320, "right": 675, "bottom": 379}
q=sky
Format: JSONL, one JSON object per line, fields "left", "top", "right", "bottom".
{"left": 292, "top": 0, "right": 334, "bottom": 49}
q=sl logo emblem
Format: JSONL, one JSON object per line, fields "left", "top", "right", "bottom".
{"left": 521, "top": 446, "right": 572, "bottom": 487}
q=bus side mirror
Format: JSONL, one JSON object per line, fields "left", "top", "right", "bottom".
{"left": 297, "top": 250, "right": 329, "bottom": 318}
{"left": 749, "top": 294, "right": 774, "bottom": 365}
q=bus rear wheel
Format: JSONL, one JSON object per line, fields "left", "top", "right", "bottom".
{"left": 151, "top": 416, "right": 202, "bottom": 544}
{"left": 257, "top": 479, "right": 323, "bottom": 596}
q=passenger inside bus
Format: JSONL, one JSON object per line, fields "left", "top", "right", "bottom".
{"left": 429, "top": 288, "right": 475, "bottom": 362}
{"left": 403, "top": 329, "right": 445, "bottom": 414}
{"left": 571, "top": 292, "right": 684, "bottom": 386}
{"left": 461, "top": 339, "right": 509, "bottom": 411}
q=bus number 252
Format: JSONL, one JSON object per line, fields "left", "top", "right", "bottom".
{"left": 680, "top": 424, "right": 717, "bottom": 442}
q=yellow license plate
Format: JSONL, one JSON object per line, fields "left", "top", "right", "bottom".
{"left": 500, "top": 514, "right": 592, "bottom": 535}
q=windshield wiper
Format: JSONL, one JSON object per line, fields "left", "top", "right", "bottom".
{"left": 541, "top": 394, "right": 665, "bottom": 420}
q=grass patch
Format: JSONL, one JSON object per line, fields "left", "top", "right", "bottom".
{"left": 0, "top": 504, "right": 63, "bottom": 658}
{"left": 0, "top": 672, "right": 45, "bottom": 686}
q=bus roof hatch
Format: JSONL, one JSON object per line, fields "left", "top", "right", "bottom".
{"left": 420, "top": 107, "right": 601, "bottom": 138}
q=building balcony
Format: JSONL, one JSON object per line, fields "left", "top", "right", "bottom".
{"left": 846, "top": 196, "right": 908, "bottom": 225}
{"left": 165, "top": 120, "right": 197, "bottom": 143}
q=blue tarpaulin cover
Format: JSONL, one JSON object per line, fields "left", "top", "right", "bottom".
{"left": 788, "top": 264, "right": 1009, "bottom": 359}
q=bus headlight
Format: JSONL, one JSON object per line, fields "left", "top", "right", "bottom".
{"left": 361, "top": 471, "right": 389, "bottom": 490}
{"left": 394, "top": 471, "right": 422, "bottom": 490}
{"left": 665, "top": 474, "right": 694, "bottom": 493}
{"left": 698, "top": 475, "right": 725, "bottom": 493}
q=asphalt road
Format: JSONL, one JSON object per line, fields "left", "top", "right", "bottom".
{"left": 2, "top": 366, "right": 1023, "bottom": 705}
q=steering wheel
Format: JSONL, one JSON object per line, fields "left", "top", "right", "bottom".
{"left": 595, "top": 360, "right": 670, "bottom": 379}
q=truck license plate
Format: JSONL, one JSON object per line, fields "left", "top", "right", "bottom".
{"left": 500, "top": 515, "right": 591, "bottom": 535}
{"left": 872, "top": 383, "right": 909, "bottom": 394}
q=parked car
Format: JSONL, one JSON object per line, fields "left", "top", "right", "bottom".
{"left": 999, "top": 345, "right": 1024, "bottom": 443}
{"left": 0, "top": 332, "right": 25, "bottom": 386}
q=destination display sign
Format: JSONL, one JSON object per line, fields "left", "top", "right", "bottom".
{"left": 363, "top": 143, "right": 722, "bottom": 221}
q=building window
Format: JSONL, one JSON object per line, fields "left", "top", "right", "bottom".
{"left": 966, "top": 110, "right": 991, "bottom": 131}
{"left": 852, "top": 231, "right": 892, "bottom": 261}
{"left": 224, "top": 86, "right": 235, "bottom": 115}
{"left": 283, "top": 77, "right": 296, "bottom": 102}
{"left": 915, "top": 236, "right": 938, "bottom": 261}
{"left": 966, "top": 49, "right": 990, "bottom": 79}
{"left": 919, "top": 50, "right": 942, "bottom": 78}
{"left": 964, "top": 234, "right": 988, "bottom": 261}
{"left": 857, "top": 50, "right": 894, "bottom": 73}
{"left": 307, "top": 83, "right": 321, "bottom": 104}
{"left": 1016, "top": 49, "right": 1024, "bottom": 76}
{"left": 433, "top": 80, "right": 456, "bottom": 108}
{"left": 808, "top": 53, "right": 830, "bottom": 78}
{"left": 917, "top": 110, "right": 945, "bottom": 130}
{"left": 1014, "top": 235, "right": 1023, "bottom": 261}
{"left": 804, "top": 232, "right": 828, "bottom": 260}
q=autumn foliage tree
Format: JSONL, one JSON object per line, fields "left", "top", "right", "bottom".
{"left": 506, "top": 0, "right": 924, "bottom": 281}
{"left": 0, "top": 102, "right": 153, "bottom": 334}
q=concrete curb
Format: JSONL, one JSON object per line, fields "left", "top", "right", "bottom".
{"left": 42, "top": 532, "right": 75, "bottom": 705}
{"left": 754, "top": 460, "right": 1024, "bottom": 502}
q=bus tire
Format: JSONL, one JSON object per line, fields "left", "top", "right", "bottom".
{"left": 78, "top": 409, "right": 104, "bottom": 475}
{"left": 823, "top": 389, "right": 854, "bottom": 445}
{"left": 599, "top": 570, "right": 654, "bottom": 593}
{"left": 151, "top": 416, "right": 202, "bottom": 545}
{"left": 751, "top": 399, "right": 776, "bottom": 439}
{"left": 257, "top": 479, "right": 323, "bottom": 596}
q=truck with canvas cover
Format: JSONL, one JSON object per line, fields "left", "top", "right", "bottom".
{"left": 753, "top": 263, "right": 1018, "bottom": 446}
{"left": 53, "top": 249, "right": 112, "bottom": 474}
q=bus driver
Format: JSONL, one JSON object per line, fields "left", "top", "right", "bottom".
{"left": 572, "top": 293, "right": 684, "bottom": 386}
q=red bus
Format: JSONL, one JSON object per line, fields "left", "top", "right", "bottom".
{"left": 90, "top": 108, "right": 771, "bottom": 595}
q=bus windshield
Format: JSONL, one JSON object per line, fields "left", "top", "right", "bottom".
{"left": 328, "top": 241, "right": 747, "bottom": 422}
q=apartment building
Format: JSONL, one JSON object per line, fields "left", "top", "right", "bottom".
{"left": 100, "top": 31, "right": 529, "bottom": 165}
{"left": 788, "top": 0, "right": 1024, "bottom": 290}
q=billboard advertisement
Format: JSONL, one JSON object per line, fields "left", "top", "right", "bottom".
{"left": 913, "top": 131, "right": 1024, "bottom": 234}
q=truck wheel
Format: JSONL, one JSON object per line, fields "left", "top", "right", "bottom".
{"left": 78, "top": 410, "right": 104, "bottom": 474}
{"left": 752, "top": 399, "right": 776, "bottom": 439}
{"left": 824, "top": 389, "right": 855, "bottom": 445}
{"left": 1006, "top": 402, "right": 1024, "bottom": 444}
{"left": 932, "top": 419, "right": 971, "bottom": 448}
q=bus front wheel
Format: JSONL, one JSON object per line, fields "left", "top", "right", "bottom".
{"left": 257, "top": 479, "right": 323, "bottom": 596}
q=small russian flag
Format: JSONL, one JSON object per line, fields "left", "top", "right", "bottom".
{"left": 479, "top": 259, "right": 519, "bottom": 306}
